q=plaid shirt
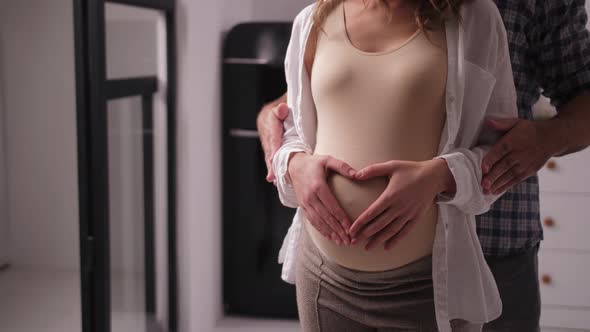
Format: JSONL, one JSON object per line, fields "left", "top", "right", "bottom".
{"left": 479, "top": 0, "right": 590, "bottom": 256}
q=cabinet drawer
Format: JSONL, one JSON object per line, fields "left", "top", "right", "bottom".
{"left": 538, "top": 250, "right": 590, "bottom": 308}
{"left": 538, "top": 148, "right": 590, "bottom": 193}
{"left": 539, "top": 194, "right": 590, "bottom": 251}
{"left": 541, "top": 306, "right": 590, "bottom": 331}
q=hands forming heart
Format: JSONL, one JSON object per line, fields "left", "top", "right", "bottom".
{"left": 288, "top": 152, "right": 455, "bottom": 250}
{"left": 348, "top": 159, "right": 453, "bottom": 250}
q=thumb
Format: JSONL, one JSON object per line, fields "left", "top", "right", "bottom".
{"left": 274, "top": 103, "right": 290, "bottom": 120}
{"left": 485, "top": 117, "right": 519, "bottom": 132}
{"left": 355, "top": 162, "right": 393, "bottom": 180}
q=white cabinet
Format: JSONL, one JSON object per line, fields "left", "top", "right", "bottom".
{"left": 538, "top": 150, "right": 590, "bottom": 193}
{"left": 538, "top": 148, "right": 590, "bottom": 331}
{"left": 539, "top": 194, "right": 590, "bottom": 251}
{"left": 538, "top": 250, "right": 590, "bottom": 308}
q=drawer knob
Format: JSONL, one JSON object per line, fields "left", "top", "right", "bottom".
{"left": 543, "top": 217, "right": 555, "bottom": 228}
{"left": 546, "top": 160, "right": 557, "bottom": 170}
{"left": 541, "top": 274, "right": 552, "bottom": 285}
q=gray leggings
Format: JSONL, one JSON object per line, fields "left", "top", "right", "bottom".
{"left": 295, "top": 228, "right": 480, "bottom": 332}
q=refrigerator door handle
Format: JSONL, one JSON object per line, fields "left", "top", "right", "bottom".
{"left": 224, "top": 58, "right": 271, "bottom": 65}
{"left": 229, "top": 128, "right": 260, "bottom": 138}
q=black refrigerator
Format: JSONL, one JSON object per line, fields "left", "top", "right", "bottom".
{"left": 222, "top": 22, "right": 299, "bottom": 319}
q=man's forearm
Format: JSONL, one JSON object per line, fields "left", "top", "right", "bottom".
{"left": 545, "top": 93, "right": 590, "bottom": 157}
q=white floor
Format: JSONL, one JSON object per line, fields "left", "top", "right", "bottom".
{"left": 0, "top": 267, "right": 152, "bottom": 332}
{"left": 3, "top": 268, "right": 562, "bottom": 332}
{"left": 0, "top": 268, "right": 81, "bottom": 332}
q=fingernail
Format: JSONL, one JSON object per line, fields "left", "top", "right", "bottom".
{"left": 351, "top": 238, "right": 358, "bottom": 245}
{"left": 344, "top": 238, "right": 350, "bottom": 245}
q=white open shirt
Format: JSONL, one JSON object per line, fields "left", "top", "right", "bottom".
{"left": 272, "top": 1, "right": 518, "bottom": 330}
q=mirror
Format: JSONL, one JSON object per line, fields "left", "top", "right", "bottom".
{"left": 0, "top": 1, "right": 175, "bottom": 331}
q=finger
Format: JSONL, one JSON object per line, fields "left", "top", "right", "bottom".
{"left": 273, "top": 103, "right": 290, "bottom": 120}
{"left": 481, "top": 137, "right": 513, "bottom": 174}
{"left": 353, "top": 207, "right": 397, "bottom": 243}
{"left": 325, "top": 157, "right": 356, "bottom": 178}
{"left": 264, "top": 145, "right": 279, "bottom": 182}
{"left": 365, "top": 218, "right": 408, "bottom": 251}
{"left": 316, "top": 185, "right": 352, "bottom": 232}
{"left": 485, "top": 117, "right": 519, "bottom": 132}
{"left": 265, "top": 154, "right": 276, "bottom": 182}
{"left": 384, "top": 219, "right": 417, "bottom": 250}
{"left": 354, "top": 162, "right": 394, "bottom": 180}
{"left": 268, "top": 112, "right": 285, "bottom": 159}
{"left": 266, "top": 170, "right": 276, "bottom": 183}
{"left": 262, "top": 114, "right": 285, "bottom": 183}
{"left": 482, "top": 154, "right": 518, "bottom": 191}
{"left": 302, "top": 206, "right": 334, "bottom": 241}
{"left": 310, "top": 195, "right": 348, "bottom": 245}
{"left": 349, "top": 194, "right": 391, "bottom": 238}
{"left": 493, "top": 170, "right": 530, "bottom": 195}
{"left": 489, "top": 165, "right": 519, "bottom": 194}
{"left": 260, "top": 111, "right": 282, "bottom": 152}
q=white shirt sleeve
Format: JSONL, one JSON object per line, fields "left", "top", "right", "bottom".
{"left": 434, "top": 3, "right": 518, "bottom": 215}
{"left": 271, "top": 6, "right": 314, "bottom": 209}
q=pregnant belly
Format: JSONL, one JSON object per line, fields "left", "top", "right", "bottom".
{"left": 305, "top": 172, "right": 438, "bottom": 271}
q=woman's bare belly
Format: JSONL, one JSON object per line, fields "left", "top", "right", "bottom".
{"left": 304, "top": 167, "right": 438, "bottom": 271}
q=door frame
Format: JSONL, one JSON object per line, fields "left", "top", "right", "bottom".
{"left": 73, "top": 0, "right": 177, "bottom": 331}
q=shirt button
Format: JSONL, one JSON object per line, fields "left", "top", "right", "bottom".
{"left": 449, "top": 95, "right": 456, "bottom": 103}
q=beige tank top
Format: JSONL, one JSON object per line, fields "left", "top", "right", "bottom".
{"left": 305, "top": 2, "right": 448, "bottom": 271}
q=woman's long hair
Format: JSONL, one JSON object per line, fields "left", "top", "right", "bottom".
{"left": 313, "top": 0, "right": 467, "bottom": 31}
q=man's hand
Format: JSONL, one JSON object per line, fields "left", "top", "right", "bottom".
{"left": 257, "top": 94, "right": 288, "bottom": 183}
{"left": 288, "top": 152, "right": 356, "bottom": 245}
{"left": 481, "top": 118, "right": 562, "bottom": 195}
{"left": 348, "top": 159, "right": 454, "bottom": 250}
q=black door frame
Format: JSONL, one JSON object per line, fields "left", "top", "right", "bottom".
{"left": 74, "top": 0, "right": 177, "bottom": 331}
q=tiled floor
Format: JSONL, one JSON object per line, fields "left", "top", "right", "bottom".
{"left": 0, "top": 267, "right": 153, "bottom": 332}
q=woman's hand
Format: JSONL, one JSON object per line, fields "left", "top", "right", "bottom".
{"left": 288, "top": 152, "right": 357, "bottom": 245}
{"left": 348, "top": 159, "right": 454, "bottom": 250}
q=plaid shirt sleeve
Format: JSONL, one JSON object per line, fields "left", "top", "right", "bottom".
{"left": 531, "top": 0, "right": 590, "bottom": 107}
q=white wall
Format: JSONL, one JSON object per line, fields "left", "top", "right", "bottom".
{"left": 221, "top": 0, "right": 311, "bottom": 31}
{"left": 0, "top": 30, "right": 9, "bottom": 267}
{"left": 175, "top": 1, "right": 311, "bottom": 331}
{"left": 0, "top": 0, "right": 79, "bottom": 271}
